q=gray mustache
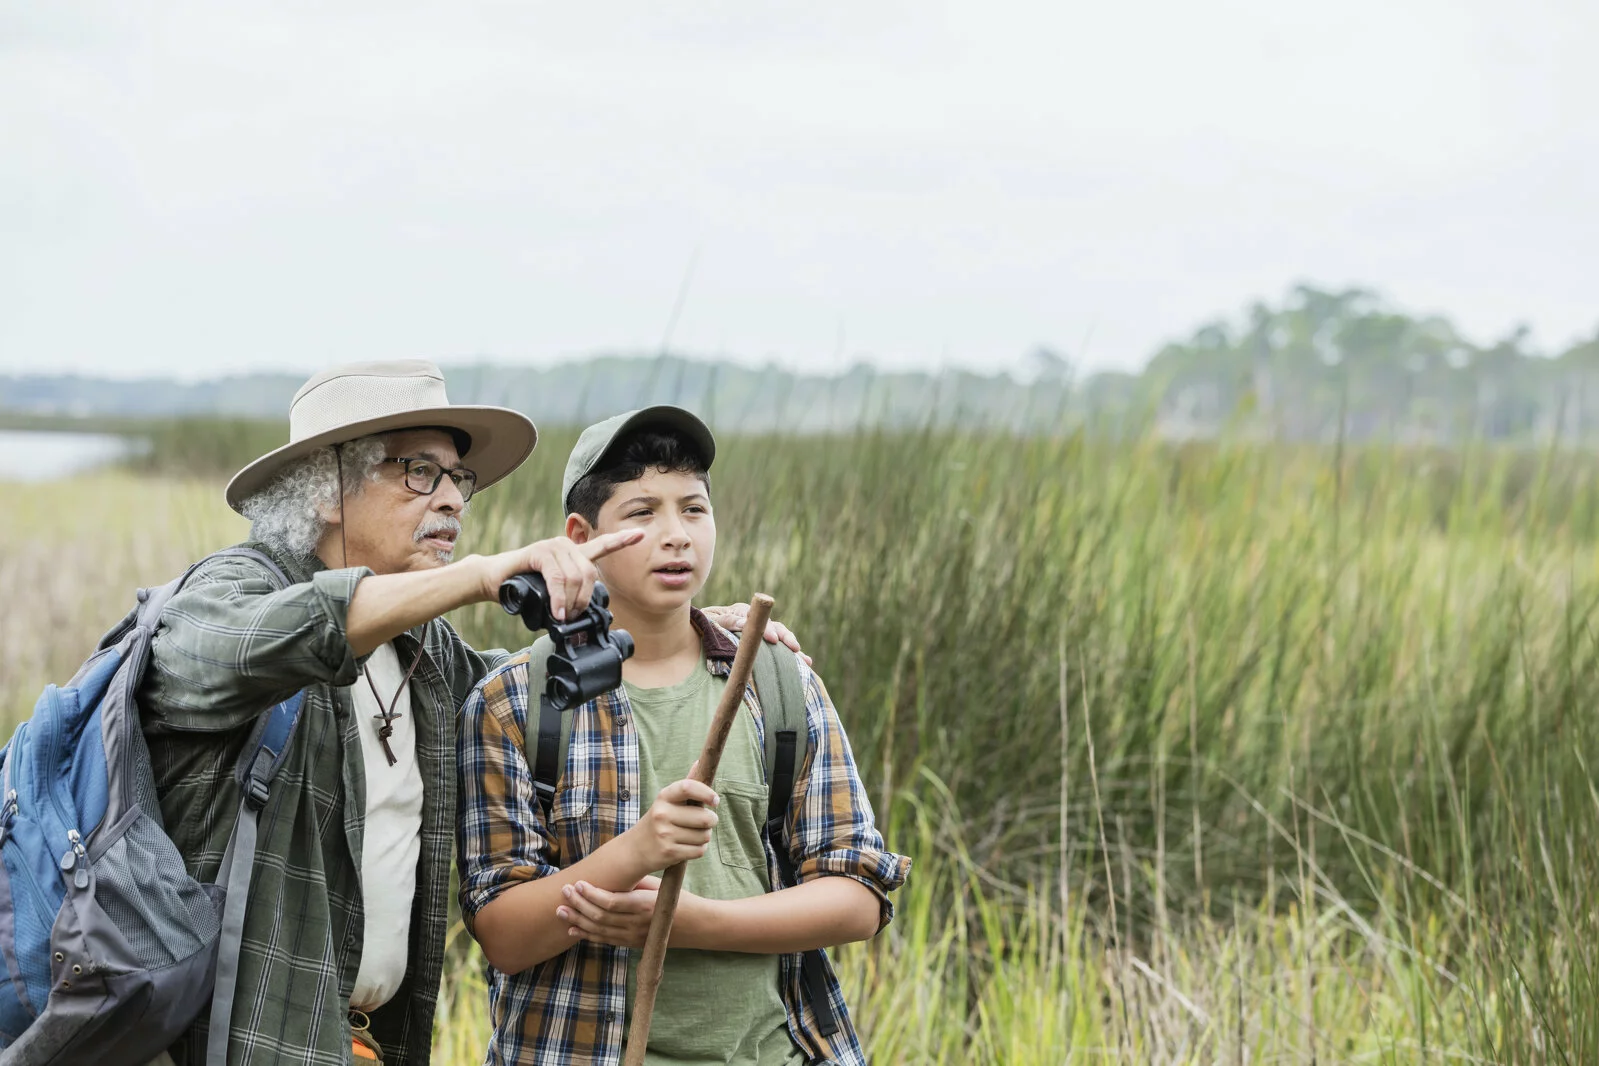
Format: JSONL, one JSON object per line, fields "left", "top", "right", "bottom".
{"left": 414, "top": 516, "right": 463, "bottom": 543}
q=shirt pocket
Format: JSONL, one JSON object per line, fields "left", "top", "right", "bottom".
{"left": 549, "top": 785, "right": 597, "bottom": 865}
{"left": 713, "top": 780, "right": 769, "bottom": 871}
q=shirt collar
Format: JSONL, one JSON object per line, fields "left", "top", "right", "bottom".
{"left": 688, "top": 606, "right": 738, "bottom": 663}
{"left": 243, "top": 538, "right": 321, "bottom": 585}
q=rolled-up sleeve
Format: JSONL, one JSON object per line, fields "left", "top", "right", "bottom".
{"left": 787, "top": 664, "right": 911, "bottom": 931}
{"left": 141, "top": 555, "right": 372, "bottom": 732}
{"left": 456, "top": 657, "right": 561, "bottom": 932}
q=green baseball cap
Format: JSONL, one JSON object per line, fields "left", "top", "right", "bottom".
{"left": 561, "top": 405, "right": 717, "bottom": 514}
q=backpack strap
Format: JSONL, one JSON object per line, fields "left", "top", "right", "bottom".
{"left": 206, "top": 546, "right": 293, "bottom": 587}
{"left": 181, "top": 546, "right": 306, "bottom": 1066}
{"left": 524, "top": 636, "right": 575, "bottom": 822}
{"left": 753, "top": 642, "right": 807, "bottom": 829}
{"left": 207, "top": 689, "right": 304, "bottom": 1066}
{"left": 750, "top": 641, "right": 839, "bottom": 1037}
{"left": 128, "top": 545, "right": 295, "bottom": 639}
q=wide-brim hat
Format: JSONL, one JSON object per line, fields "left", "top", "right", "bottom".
{"left": 225, "top": 359, "right": 537, "bottom": 513}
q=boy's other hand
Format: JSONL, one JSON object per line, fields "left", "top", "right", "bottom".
{"left": 557, "top": 876, "right": 661, "bottom": 948}
{"left": 626, "top": 775, "right": 719, "bottom": 873}
{"left": 476, "top": 530, "right": 644, "bottom": 620}
{"left": 704, "top": 603, "right": 813, "bottom": 666}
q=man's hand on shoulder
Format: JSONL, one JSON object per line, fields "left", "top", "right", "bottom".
{"left": 703, "top": 603, "right": 812, "bottom": 665}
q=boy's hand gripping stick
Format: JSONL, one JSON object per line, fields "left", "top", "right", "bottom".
{"left": 623, "top": 593, "right": 774, "bottom": 1066}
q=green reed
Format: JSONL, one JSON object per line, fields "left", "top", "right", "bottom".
{"left": 5, "top": 420, "right": 1598, "bottom": 1061}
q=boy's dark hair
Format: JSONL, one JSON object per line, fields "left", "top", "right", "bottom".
{"left": 567, "top": 428, "right": 711, "bottom": 525}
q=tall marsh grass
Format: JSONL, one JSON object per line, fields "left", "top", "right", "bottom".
{"left": 4, "top": 424, "right": 1597, "bottom": 1063}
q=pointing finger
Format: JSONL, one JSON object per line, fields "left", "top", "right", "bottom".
{"left": 581, "top": 529, "right": 645, "bottom": 562}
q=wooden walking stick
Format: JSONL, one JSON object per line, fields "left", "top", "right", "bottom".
{"left": 623, "top": 593, "right": 775, "bottom": 1066}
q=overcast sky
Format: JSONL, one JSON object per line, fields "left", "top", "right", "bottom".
{"left": 3, "top": 0, "right": 1596, "bottom": 382}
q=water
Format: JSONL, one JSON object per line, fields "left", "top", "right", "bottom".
{"left": 2, "top": 430, "right": 137, "bottom": 481}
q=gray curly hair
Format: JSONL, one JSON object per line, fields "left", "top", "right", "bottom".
{"left": 239, "top": 434, "right": 389, "bottom": 560}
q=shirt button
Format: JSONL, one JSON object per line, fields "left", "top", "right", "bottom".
{"left": 619, "top": 788, "right": 631, "bottom": 802}
{"left": 604, "top": 1010, "right": 617, "bottom": 1023}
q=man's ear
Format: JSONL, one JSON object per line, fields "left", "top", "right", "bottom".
{"left": 565, "top": 513, "right": 592, "bottom": 544}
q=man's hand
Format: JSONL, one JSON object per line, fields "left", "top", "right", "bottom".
{"left": 476, "top": 530, "right": 644, "bottom": 620}
{"left": 346, "top": 529, "right": 642, "bottom": 659}
{"left": 703, "top": 603, "right": 812, "bottom": 665}
{"left": 623, "top": 773, "right": 719, "bottom": 873}
{"left": 557, "top": 876, "right": 661, "bottom": 948}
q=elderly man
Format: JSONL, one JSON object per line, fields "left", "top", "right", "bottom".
{"left": 140, "top": 361, "right": 786, "bottom": 1066}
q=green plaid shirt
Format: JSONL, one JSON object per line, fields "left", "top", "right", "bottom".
{"left": 138, "top": 541, "right": 508, "bottom": 1066}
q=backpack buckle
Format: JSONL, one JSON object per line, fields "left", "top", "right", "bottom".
{"left": 532, "top": 777, "right": 557, "bottom": 819}
{"left": 244, "top": 749, "right": 276, "bottom": 810}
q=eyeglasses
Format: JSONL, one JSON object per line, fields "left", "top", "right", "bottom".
{"left": 380, "top": 457, "right": 479, "bottom": 503}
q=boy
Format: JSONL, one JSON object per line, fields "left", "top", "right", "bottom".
{"left": 456, "top": 406, "right": 909, "bottom": 1065}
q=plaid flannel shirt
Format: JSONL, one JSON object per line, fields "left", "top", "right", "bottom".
{"left": 138, "top": 541, "right": 508, "bottom": 1066}
{"left": 456, "top": 610, "right": 910, "bottom": 1066}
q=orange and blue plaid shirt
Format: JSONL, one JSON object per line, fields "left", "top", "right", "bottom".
{"left": 456, "top": 611, "right": 910, "bottom": 1065}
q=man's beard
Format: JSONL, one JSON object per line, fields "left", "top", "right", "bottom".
{"left": 414, "top": 514, "right": 464, "bottom": 563}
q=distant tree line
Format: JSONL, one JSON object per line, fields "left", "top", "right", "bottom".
{"left": 4, "top": 284, "right": 1596, "bottom": 442}
{"left": 1122, "top": 285, "right": 1599, "bottom": 444}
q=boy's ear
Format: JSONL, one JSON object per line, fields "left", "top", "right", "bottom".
{"left": 565, "top": 513, "right": 593, "bottom": 544}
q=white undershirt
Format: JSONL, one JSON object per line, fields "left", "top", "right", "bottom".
{"left": 348, "top": 641, "right": 424, "bottom": 1012}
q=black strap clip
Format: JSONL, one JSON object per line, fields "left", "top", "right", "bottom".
{"left": 243, "top": 749, "right": 276, "bottom": 810}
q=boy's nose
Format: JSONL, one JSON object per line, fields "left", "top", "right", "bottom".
{"left": 660, "top": 516, "right": 691, "bottom": 546}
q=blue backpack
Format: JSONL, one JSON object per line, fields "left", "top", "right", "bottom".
{"left": 0, "top": 548, "right": 305, "bottom": 1066}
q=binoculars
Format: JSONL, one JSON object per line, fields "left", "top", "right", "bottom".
{"left": 499, "top": 571, "right": 635, "bottom": 711}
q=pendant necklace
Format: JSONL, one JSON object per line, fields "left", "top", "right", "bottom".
{"left": 363, "top": 646, "right": 425, "bottom": 766}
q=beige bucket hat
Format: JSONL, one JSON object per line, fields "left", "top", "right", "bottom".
{"left": 225, "top": 359, "right": 537, "bottom": 513}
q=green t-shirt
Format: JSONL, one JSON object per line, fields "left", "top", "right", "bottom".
{"left": 622, "top": 665, "right": 806, "bottom": 1066}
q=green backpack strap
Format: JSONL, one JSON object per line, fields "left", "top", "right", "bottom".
{"left": 749, "top": 639, "right": 839, "bottom": 1036}
{"left": 527, "top": 636, "right": 807, "bottom": 837}
{"left": 752, "top": 640, "right": 808, "bottom": 830}
{"left": 524, "top": 635, "right": 575, "bottom": 821}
